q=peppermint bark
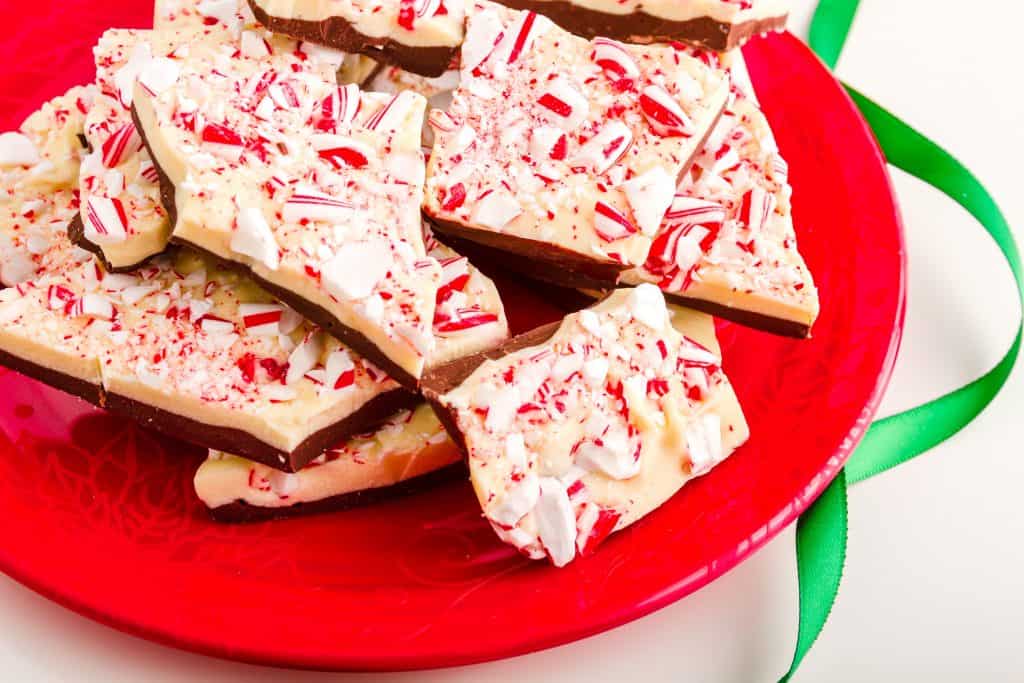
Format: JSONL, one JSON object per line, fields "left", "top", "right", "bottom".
{"left": 76, "top": 0, "right": 355, "bottom": 271}
{"left": 623, "top": 50, "right": 819, "bottom": 338}
{"left": 423, "top": 2, "right": 730, "bottom": 289}
{"left": 426, "top": 286, "right": 749, "bottom": 567}
{"left": 133, "top": 45, "right": 441, "bottom": 388}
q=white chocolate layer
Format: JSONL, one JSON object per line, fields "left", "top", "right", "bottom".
{"left": 624, "top": 50, "right": 818, "bottom": 332}
{"left": 424, "top": 2, "right": 730, "bottom": 273}
{"left": 196, "top": 404, "right": 460, "bottom": 509}
{"left": 436, "top": 287, "right": 748, "bottom": 566}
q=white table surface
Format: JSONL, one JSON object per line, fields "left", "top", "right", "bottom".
{"left": 2, "top": 1, "right": 1022, "bottom": 680}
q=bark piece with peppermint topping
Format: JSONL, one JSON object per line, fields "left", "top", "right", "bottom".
{"left": 423, "top": 1, "right": 730, "bottom": 290}
{"left": 424, "top": 285, "right": 748, "bottom": 567}
{"left": 621, "top": 50, "right": 819, "bottom": 338}
{"left": 133, "top": 43, "right": 442, "bottom": 389}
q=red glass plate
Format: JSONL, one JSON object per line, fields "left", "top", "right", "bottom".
{"left": 0, "top": 2, "right": 905, "bottom": 671}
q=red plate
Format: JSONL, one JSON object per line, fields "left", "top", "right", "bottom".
{"left": 0, "top": 2, "right": 905, "bottom": 671}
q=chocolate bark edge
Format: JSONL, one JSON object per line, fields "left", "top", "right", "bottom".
{"left": 133, "top": 104, "right": 423, "bottom": 391}
{"left": 0, "top": 331, "right": 419, "bottom": 473}
{"left": 207, "top": 461, "right": 467, "bottom": 522}
{"left": 424, "top": 215, "right": 627, "bottom": 290}
{"left": 67, "top": 214, "right": 168, "bottom": 274}
{"left": 497, "top": 1, "right": 787, "bottom": 51}
{"left": 660, "top": 290, "right": 812, "bottom": 339}
{"left": 105, "top": 385, "right": 419, "bottom": 472}
{"left": 0, "top": 348, "right": 105, "bottom": 408}
{"left": 247, "top": 0, "right": 456, "bottom": 78}
{"left": 422, "top": 321, "right": 562, "bottom": 455}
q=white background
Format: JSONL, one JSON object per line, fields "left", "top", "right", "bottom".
{"left": 2, "top": 0, "right": 1022, "bottom": 680}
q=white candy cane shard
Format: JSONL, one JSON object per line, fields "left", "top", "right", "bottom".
{"left": 321, "top": 241, "right": 392, "bottom": 301}
{"left": 460, "top": 7, "right": 505, "bottom": 74}
{"left": 473, "top": 190, "right": 521, "bottom": 230}
{"left": 490, "top": 472, "right": 540, "bottom": 528}
{"left": 621, "top": 167, "right": 676, "bottom": 236}
{"left": 285, "top": 331, "right": 323, "bottom": 385}
{"left": 686, "top": 413, "right": 723, "bottom": 476}
{"left": 84, "top": 196, "right": 129, "bottom": 244}
{"left": 282, "top": 186, "right": 355, "bottom": 223}
{"left": 639, "top": 85, "right": 694, "bottom": 137}
{"left": 68, "top": 293, "right": 115, "bottom": 320}
{"left": 231, "top": 207, "right": 280, "bottom": 270}
{"left": 627, "top": 283, "right": 668, "bottom": 330}
{"left": 530, "top": 125, "right": 568, "bottom": 161}
{"left": 570, "top": 121, "right": 632, "bottom": 175}
{"left": 137, "top": 58, "right": 181, "bottom": 98}
{"left": 535, "top": 477, "right": 577, "bottom": 567}
{"left": 0, "top": 132, "right": 40, "bottom": 167}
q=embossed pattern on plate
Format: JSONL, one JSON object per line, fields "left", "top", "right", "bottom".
{"left": 0, "top": 2, "right": 905, "bottom": 671}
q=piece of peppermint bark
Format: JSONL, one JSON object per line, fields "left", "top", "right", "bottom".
{"left": 133, "top": 46, "right": 442, "bottom": 388}
{"left": 424, "top": 285, "right": 749, "bottom": 567}
{"left": 622, "top": 49, "right": 818, "bottom": 338}
{"left": 423, "top": 1, "right": 730, "bottom": 290}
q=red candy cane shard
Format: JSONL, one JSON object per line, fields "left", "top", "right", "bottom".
{"left": 639, "top": 85, "right": 694, "bottom": 137}
{"left": 101, "top": 122, "right": 142, "bottom": 168}
{"left": 593, "top": 201, "right": 638, "bottom": 242}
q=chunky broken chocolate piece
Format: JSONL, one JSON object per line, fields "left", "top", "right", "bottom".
{"left": 622, "top": 49, "right": 819, "bottom": 338}
{"left": 425, "top": 286, "right": 749, "bottom": 567}
{"left": 246, "top": 0, "right": 465, "bottom": 77}
{"left": 133, "top": 38, "right": 443, "bottom": 388}
{"left": 496, "top": 0, "right": 788, "bottom": 50}
{"left": 423, "top": 1, "right": 730, "bottom": 290}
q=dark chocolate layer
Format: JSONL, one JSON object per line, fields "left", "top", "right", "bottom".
{"left": 105, "top": 386, "right": 418, "bottom": 473}
{"left": 132, "top": 104, "right": 424, "bottom": 391}
{"left": 208, "top": 461, "right": 466, "bottom": 522}
{"left": 497, "top": 1, "right": 787, "bottom": 51}
{"left": 421, "top": 321, "right": 561, "bottom": 454}
{"left": 67, "top": 214, "right": 163, "bottom": 274}
{"left": 660, "top": 289, "right": 811, "bottom": 339}
{"left": 0, "top": 340, "right": 417, "bottom": 472}
{"left": 248, "top": 0, "right": 457, "bottom": 77}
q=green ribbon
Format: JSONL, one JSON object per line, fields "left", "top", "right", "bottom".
{"left": 780, "top": 1, "right": 1023, "bottom": 679}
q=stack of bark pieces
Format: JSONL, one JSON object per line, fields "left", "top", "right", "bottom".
{"left": 0, "top": 0, "right": 816, "bottom": 567}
